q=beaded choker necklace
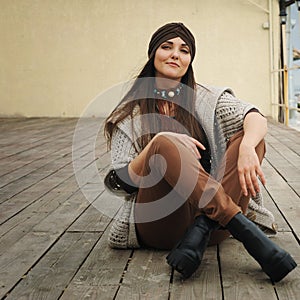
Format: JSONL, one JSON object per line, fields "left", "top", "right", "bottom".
{"left": 153, "top": 83, "right": 183, "bottom": 99}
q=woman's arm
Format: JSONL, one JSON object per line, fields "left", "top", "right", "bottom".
{"left": 238, "top": 112, "right": 267, "bottom": 197}
{"left": 241, "top": 111, "right": 267, "bottom": 148}
{"left": 104, "top": 127, "right": 140, "bottom": 195}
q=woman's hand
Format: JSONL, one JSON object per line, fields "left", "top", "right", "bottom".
{"left": 157, "top": 132, "right": 205, "bottom": 160}
{"left": 238, "top": 112, "right": 267, "bottom": 197}
{"left": 238, "top": 143, "right": 266, "bottom": 197}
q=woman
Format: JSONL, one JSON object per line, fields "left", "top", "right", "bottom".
{"left": 104, "top": 23, "right": 296, "bottom": 281}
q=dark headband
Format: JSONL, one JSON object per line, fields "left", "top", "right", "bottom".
{"left": 148, "top": 22, "right": 196, "bottom": 62}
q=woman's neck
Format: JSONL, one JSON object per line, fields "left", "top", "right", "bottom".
{"left": 155, "top": 77, "right": 181, "bottom": 90}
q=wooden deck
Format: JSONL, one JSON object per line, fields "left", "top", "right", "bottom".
{"left": 0, "top": 117, "right": 299, "bottom": 300}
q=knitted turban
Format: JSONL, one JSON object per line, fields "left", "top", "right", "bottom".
{"left": 148, "top": 22, "right": 196, "bottom": 62}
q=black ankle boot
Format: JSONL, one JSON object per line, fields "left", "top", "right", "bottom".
{"left": 226, "top": 212, "right": 297, "bottom": 282}
{"left": 166, "top": 215, "right": 219, "bottom": 279}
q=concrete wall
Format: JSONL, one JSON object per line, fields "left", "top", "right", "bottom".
{"left": 0, "top": 0, "right": 280, "bottom": 117}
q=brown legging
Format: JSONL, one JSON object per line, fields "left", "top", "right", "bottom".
{"left": 133, "top": 130, "right": 265, "bottom": 250}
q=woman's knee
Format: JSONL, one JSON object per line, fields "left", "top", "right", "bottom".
{"left": 150, "top": 133, "right": 180, "bottom": 155}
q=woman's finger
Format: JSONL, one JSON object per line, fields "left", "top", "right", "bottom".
{"left": 187, "top": 142, "right": 201, "bottom": 159}
{"left": 250, "top": 169, "right": 260, "bottom": 195}
{"left": 191, "top": 137, "right": 206, "bottom": 150}
{"left": 238, "top": 171, "right": 248, "bottom": 196}
{"left": 257, "top": 166, "right": 266, "bottom": 186}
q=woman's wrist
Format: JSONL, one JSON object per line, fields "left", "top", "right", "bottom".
{"left": 239, "top": 139, "right": 256, "bottom": 149}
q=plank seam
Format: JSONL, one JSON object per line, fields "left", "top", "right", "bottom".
{"left": 217, "top": 244, "right": 225, "bottom": 300}
{"left": 112, "top": 249, "right": 134, "bottom": 300}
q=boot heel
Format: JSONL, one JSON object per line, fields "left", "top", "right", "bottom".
{"left": 227, "top": 213, "right": 297, "bottom": 282}
{"left": 166, "top": 215, "right": 218, "bottom": 279}
{"left": 264, "top": 253, "right": 297, "bottom": 282}
{"left": 167, "top": 249, "right": 199, "bottom": 279}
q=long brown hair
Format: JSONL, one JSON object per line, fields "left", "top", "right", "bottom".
{"left": 104, "top": 55, "right": 205, "bottom": 152}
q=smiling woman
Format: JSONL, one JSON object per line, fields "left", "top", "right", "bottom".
{"left": 154, "top": 38, "right": 191, "bottom": 82}
{"left": 103, "top": 22, "right": 297, "bottom": 282}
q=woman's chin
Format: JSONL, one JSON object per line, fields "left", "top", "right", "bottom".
{"left": 158, "top": 73, "right": 182, "bottom": 81}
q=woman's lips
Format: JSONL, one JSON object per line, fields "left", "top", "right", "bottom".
{"left": 166, "top": 62, "right": 180, "bottom": 67}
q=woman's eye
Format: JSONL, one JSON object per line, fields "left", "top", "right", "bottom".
{"left": 181, "top": 49, "right": 190, "bottom": 54}
{"left": 160, "top": 45, "right": 190, "bottom": 54}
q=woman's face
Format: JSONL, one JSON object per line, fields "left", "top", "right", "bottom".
{"left": 154, "top": 37, "right": 191, "bottom": 82}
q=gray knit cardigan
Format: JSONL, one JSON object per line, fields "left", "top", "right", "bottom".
{"left": 107, "top": 84, "right": 277, "bottom": 249}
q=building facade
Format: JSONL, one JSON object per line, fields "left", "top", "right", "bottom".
{"left": 0, "top": 1, "right": 291, "bottom": 121}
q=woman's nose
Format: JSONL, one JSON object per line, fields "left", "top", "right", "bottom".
{"left": 171, "top": 49, "right": 179, "bottom": 59}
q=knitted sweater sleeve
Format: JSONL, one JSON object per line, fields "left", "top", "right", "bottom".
{"left": 216, "top": 92, "right": 258, "bottom": 141}
{"left": 110, "top": 126, "right": 139, "bottom": 170}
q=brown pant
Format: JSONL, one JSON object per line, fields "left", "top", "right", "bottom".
{"left": 134, "top": 131, "right": 265, "bottom": 250}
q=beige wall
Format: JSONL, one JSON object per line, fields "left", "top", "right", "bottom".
{"left": 0, "top": 0, "right": 280, "bottom": 117}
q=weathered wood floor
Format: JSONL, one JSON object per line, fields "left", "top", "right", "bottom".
{"left": 0, "top": 117, "right": 299, "bottom": 300}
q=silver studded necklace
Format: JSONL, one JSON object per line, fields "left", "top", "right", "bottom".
{"left": 153, "top": 83, "right": 183, "bottom": 99}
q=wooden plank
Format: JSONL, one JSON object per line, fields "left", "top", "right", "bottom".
{"left": 31, "top": 190, "right": 93, "bottom": 234}
{"left": 170, "top": 245, "right": 223, "bottom": 300}
{"left": 5, "top": 232, "right": 100, "bottom": 300}
{"left": 264, "top": 147, "right": 300, "bottom": 184}
{"left": 0, "top": 165, "right": 75, "bottom": 223}
{"left": 0, "top": 190, "right": 97, "bottom": 298}
{"left": 268, "top": 120, "right": 300, "bottom": 146}
{"left": 220, "top": 238, "right": 278, "bottom": 299}
{"left": 67, "top": 204, "right": 111, "bottom": 233}
{"left": 263, "top": 160, "right": 300, "bottom": 239}
{"left": 0, "top": 118, "right": 298, "bottom": 299}
{"left": 116, "top": 249, "right": 170, "bottom": 300}
{"left": 265, "top": 134, "right": 300, "bottom": 168}
{"left": 0, "top": 117, "right": 105, "bottom": 203}
{"left": 88, "top": 190, "right": 123, "bottom": 220}
{"left": 0, "top": 117, "right": 73, "bottom": 132}
{"left": 273, "top": 232, "right": 300, "bottom": 300}
{"left": 0, "top": 118, "right": 62, "bottom": 136}
{"left": 0, "top": 147, "right": 72, "bottom": 188}
{"left": 0, "top": 176, "right": 80, "bottom": 251}
{"left": 0, "top": 118, "right": 77, "bottom": 160}
{"left": 67, "top": 186, "right": 116, "bottom": 232}
{"left": 288, "top": 181, "right": 300, "bottom": 196}
{"left": 61, "top": 227, "right": 132, "bottom": 299}
{"left": 0, "top": 177, "right": 78, "bottom": 240}
{"left": 0, "top": 231, "right": 59, "bottom": 298}
{"left": 0, "top": 151, "right": 100, "bottom": 224}
{"left": 0, "top": 158, "right": 75, "bottom": 204}
{"left": 0, "top": 126, "right": 87, "bottom": 181}
{"left": 61, "top": 285, "right": 119, "bottom": 300}
{"left": 260, "top": 185, "right": 290, "bottom": 232}
{"left": 0, "top": 118, "right": 100, "bottom": 178}
{"left": 267, "top": 122, "right": 300, "bottom": 155}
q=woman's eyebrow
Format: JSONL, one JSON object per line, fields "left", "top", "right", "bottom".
{"left": 163, "top": 41, "right": 174, "bottom": 45}
{"left": 164, "top": 41, "right": 190, "bottom": 48}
